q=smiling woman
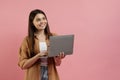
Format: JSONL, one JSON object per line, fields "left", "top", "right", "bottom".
{"left": 18, "top": 9, "right": 65, "bottom": 80}
{"left": 33, "top": 13, "right": 47, "bottom": 30}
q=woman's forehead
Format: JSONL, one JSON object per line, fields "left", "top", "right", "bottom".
{"left": 35, "top": 13, "right": 45, "bottom": 18}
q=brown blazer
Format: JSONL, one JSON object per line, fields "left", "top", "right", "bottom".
{"left": 18, "top": 35, "right": 60, "bottom": 80}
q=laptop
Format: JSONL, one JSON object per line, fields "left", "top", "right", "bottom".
{"left": 48, "top": 34, "right": 74, "bottom": 57}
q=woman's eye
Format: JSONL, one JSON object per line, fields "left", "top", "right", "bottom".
{"left": 43, "top": 17, "right": 46, "bottom": 20}
{"left": 36, "top": 19, "right": 41, "bottom": 21}
{"left": 36, "top": 17, "right": 46, "bottom": 22}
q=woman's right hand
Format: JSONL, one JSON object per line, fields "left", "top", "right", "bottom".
{"left": 19, "top": 50, "right": 47, "bottom": 69}
{"left": 36, "top": 50, "right": 48, "bottom": 58}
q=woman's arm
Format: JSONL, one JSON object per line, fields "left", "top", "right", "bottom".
{"left": 18, "top": 37, "right": 47, "bottom": 69}
{"left": 21, "top": 51, "right": 47, "bottom": 69}
{"left": 21, "top": 54, "right": 39, "bottom": 69}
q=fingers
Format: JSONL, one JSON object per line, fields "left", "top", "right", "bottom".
{"left": 60, "top": 52, "right": 65, "bottom": 58}
{"left": 56, "top": 52, "right": 65, "bottom": 59}
{"left": 38, "top": 51, "right": 48, "bottom": 57}
{"left": 60, "top": 52, "right": 64, "bottom": 58}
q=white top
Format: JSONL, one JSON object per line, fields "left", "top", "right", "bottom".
{"left": 39, "top": 42, "right": 48, "bottom": 66}
{"left": 39, "top": 42, "right": 47, "bottom": 51}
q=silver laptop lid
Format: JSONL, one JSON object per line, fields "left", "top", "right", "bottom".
{"left": 48, "top": 34, "right": 74, "bottom": 57}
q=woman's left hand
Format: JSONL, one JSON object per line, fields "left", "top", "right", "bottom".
{"left": 54, "top": 52, "right": 65, "bottom": 66}
{"left": 58, "top": 52, "right": 65, "bottom": 59}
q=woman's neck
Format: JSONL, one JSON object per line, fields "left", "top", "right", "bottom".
{"left": 35, "top": 30, "right": 46, "bottom": 41}
{"left": 35, "top": 30, "right": 45, "bottom": 35}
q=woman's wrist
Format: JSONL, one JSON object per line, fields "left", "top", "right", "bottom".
{"left": 35, "top": 53, "right": 41, "bottom": 59}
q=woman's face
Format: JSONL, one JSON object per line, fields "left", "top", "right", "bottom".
{"left": 33, "top": 13, "right": 47, "bottom": 31}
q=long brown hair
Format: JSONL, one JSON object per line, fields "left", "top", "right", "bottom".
{"left": 28, "top": 9, "right": 52, "bottom": 57}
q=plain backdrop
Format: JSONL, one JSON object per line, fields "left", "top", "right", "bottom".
{"left": 0, "top": 0, "right": 120, "bottom": 80}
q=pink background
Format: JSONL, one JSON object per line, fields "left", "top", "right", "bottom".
{"left": 0, "top": 0, "right": 120, "bottom": 80}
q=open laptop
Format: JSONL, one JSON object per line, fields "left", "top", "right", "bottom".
{"left": 48, "top": 34, "right": 74, "bottom": 57}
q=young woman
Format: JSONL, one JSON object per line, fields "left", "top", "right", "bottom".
{"left": 18, "top": 9, "right": 65, "bottom": 80}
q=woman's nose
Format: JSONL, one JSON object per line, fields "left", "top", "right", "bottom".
{"left": 40, "top": 19, "right": 45, "bottom": 23}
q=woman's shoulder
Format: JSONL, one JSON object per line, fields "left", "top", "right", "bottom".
{"left": 23, "top": 36, "right": 29, "bottom": 40}
{"left": 21, "top": 36, "right": 29, "bottom": 44}
{"left": 19, "top": 36, "right": 29, "bottom": 48}
{"left": 51, "top": 33, "right": 58, "bottom": 36}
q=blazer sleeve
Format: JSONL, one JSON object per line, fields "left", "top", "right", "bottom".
{"left": 18, "top": 37, "right": 30, "bottom": 69}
